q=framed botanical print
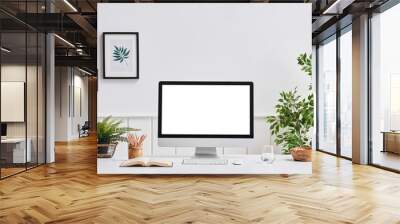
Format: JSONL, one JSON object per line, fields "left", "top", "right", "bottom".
{"left": 103, "top": 32, "right": 139, "bottom": 79}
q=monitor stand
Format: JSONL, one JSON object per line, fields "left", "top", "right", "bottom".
{"left": 181, "top": 147, "right": 227, "bottom": 165}
{"left": 194, "top": 147, "right": 218, "bottom": 158}
{"left": 182, "top": 147, "right": 227, "bottom": 165}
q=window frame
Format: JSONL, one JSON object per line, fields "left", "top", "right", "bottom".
{"left": 315, "top": 24, "right": 353, "bottom": 161}
{"left": 367, "top": 0, "right": 400, "bottom": 173}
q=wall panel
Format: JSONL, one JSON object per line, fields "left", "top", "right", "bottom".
{"left": 99, "top": 116, "right": 274, "bottom": 156}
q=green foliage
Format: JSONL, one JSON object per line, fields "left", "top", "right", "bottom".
{"left": 297, "top": 53, "right": 312, "bottom": 91}
{"left": 97, "top": 116, "right": 133, "bottom": 143}
{"left": 297, "top": 53, "right": 312, "bottom": 77}
{"left": 113, "top": 46, "right": 130, "bottom": 63}
{"left": 266, "top": 53, "right": 314, "bottom": 154}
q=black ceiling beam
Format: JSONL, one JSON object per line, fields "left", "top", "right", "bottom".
{"left": 56, "top": 47, "right": 96, "bottom": 57}
{"left": 67, "top": 13, "right": 97, "bottom": 46}
{"left": 0, "top": 8, "right": 38, "bottom": 31}
{"left": 14, "top": 13, "right": 82, "bottom": 32}
{"left": 55, "top": 55, "right": 96, "bottom": 68}
{"left": 373, "top": 0, "right": 400, "bottom": 12}
{"left": 86, "top": 0, "right": 97, "bottom": 12}
{"left": 78, "top": 66, "right": 97, "bottom": 75}
{"left": 152, "top": 0, "right": 252, "bottom": 2}
{"left": 312, "top": 14, "right": 352, "bottom": 44}
{"left": 0, "top": 18, "right": 27, "bottom": 31}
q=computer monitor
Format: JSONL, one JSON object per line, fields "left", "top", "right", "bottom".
{"left": 158, "top": 81, "right": 254, "bottom": 157}
{"left": 1, "top": 123, "right": 7, "bottom": 138}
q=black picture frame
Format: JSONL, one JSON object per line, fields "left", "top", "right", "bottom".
{"left": 102, "top": 32, "right": 139, "bottom": 79}
{"left": 158, "top": 81, "right": 254, "bottom": 139}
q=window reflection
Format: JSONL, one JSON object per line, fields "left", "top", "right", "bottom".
{"left": 371, "top": 4, "right": 400, "bottom": 171}
{"left": 340, "top": 28, "right": 352, "bottom": 158}
{"left": 318, "top": 36, "right": 337, "bottom": 154}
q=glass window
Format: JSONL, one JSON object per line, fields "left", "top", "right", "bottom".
{"left": 318, "top": 36, "right": 337, "bottom": 154}
{"left": 340, "top": 28, "right": 352, "bottom": 158}
{"left": 370, "top": 3, "right": 400, "bottom": 171}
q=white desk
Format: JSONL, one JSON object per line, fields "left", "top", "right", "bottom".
{"left": 97, "top": 155, "right": 312, "bottom": 175}
{"left": 1, "top": 138, "right": 31, "bottom": 163}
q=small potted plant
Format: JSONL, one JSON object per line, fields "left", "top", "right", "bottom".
{"left": 266, "top": 53, "right": 313, "bottom": 161}
{"left": 97, "top": 116, "right": 135, "bottom": 144}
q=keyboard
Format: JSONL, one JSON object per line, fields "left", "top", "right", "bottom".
{"left": 182, "top": 159, "right": 228, "bottom": 165}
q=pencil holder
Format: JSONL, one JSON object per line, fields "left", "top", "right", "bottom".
{"left": 128, "top": 145, "right": 143, "bottom": 159}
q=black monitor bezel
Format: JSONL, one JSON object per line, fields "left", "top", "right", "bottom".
{"left": 158, "top": 81, "right": 254, "bottom": 138}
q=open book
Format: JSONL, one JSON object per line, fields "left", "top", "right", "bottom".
{"left": 120, "top": 158, "right": 173, "bottom": 167}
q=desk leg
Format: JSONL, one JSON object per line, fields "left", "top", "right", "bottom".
{"left": 382, "top": 133, "right": 386, "bottom": 153}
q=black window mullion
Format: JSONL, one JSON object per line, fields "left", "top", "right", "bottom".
{"left": 367, "top": 11, "right": 373, "bottom": 165}
{"left": 36, "top": 0, "right": 39, "bottom": 168}
{"left": 44, "top": 3, "right": 47, "bottom": 164}
{"left": 0, "top": 28, "right": 2, "bottom": 179}
{"left": 316, "top": 45, "right": 320, "bottom": 151}
{"left": 336, "top": 30, "right": 341, "bottom": 157}
{"left": 25, "top": 0, "right": 28, "bottom": 171}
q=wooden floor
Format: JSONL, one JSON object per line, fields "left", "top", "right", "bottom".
{"left": 0, "top": 167, "right": 26, "bottom": 178}
{"left": 372, "top": 151, "right": 400, "bottom": 171}
{"left": 1, "top": 137, "right": 400, "bottom": 224}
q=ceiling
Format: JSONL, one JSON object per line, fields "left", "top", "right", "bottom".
{"left": 0, "top": 0, "right": 392, "bottom": 74}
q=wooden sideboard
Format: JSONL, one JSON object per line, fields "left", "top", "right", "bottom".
{"left": 382, "top": 131, "right": 400, "bottom": 154}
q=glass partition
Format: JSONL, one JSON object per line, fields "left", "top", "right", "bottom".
{"left": 0, "top": 1, "right": 46, "bottom": 179}
{"left": 1, "top": 31, "right": 28, "bottom": 177}
{"left": 317, "top": 36, "right": 337, "bottom": 154}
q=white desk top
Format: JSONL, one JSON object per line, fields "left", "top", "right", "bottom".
{"left": 1, "top": 138, "right": 27, "bottom": 144}
{"left": 97, "top": 155, "right": 312, "bottom": 175}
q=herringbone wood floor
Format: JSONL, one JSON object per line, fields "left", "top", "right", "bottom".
{"left": 1, "top": 137, "right": 400, "bottom": 224}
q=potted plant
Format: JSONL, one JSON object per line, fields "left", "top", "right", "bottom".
{"left": 97, "top": 116, "right": 135, "bottom": 144}
{"left": 266, "top": 53, "right": 314, "bottom": 161}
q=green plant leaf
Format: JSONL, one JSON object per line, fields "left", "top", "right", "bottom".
{"left": 97, "top": 116, "right": 136, "bottom": 143}
{"left": 266, "top": 53, "right": 314, "bottom": 153}
{"left": 113, "top": 46, "right": 130, "bottom": 64}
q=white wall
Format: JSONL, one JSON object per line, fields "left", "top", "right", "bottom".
{"left": 1, "top": 65, "right": 40, "bottom": 138}
{"left": 55, "top": 67, "right": 89, "bottom": 141}
{"left": 55, "top": 67, "right": 69, "bottom": 141}
{"left": 72, "top": 73, "right": 89, "bottom": 138}
{"left": 97, "top": 3, "right": 312, "bottom": 153}
{"left": 98, "top": 116, "right": 274, "bottom": 156}
{"left": 1, "top": 64, "right": 46, "bottom": 163}
{"left": 1, "top": 65, "right": 26, "bottom": 138}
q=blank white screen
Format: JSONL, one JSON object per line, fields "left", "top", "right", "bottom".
{"left": 1, "top": 82, "right": 25, "bottom": 122}
{"left": 161, "top": 84, "right": 251, "bottom": 135}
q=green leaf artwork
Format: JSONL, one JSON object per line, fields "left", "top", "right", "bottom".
{"left": 112, "top": 46, "right": 130, "bottom": 64}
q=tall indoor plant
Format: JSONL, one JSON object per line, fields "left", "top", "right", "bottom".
{"left": 266, "top": 53, "right": 314, "bottom": 161}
